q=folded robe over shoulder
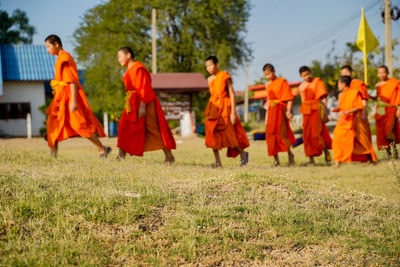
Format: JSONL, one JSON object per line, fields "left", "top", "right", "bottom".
{"left": 265, "top": 78, "right": 296, "bottom": 156}
{"left": 204, "top": 71, "right": 249, "bottom": 157}
{"left": 45, "top": 50, "right": 105, "bottom": 149}
{"left": 332, "top": 87, "right": 377, "bottom": 162}
{"left": 375, "top": 78, "right": 400, "bottom": 150}
{"left": 351, "top": 79, "right": 369, "bottom": 100}
{"left": 299, "top": 77, "right": 332, "bottom": 157}
{"left": 117, "top": 61, "right": 176, "bottom": 156}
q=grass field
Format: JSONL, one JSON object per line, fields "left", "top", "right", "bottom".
{"left": 0, "top": 136, "right": 400, "bottom": 266}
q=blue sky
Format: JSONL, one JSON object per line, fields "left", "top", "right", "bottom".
{"left": 2, "top": 0, "right": 399, "bottom": 90}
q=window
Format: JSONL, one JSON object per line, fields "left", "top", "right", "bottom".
{"left": 0, "top": 103, "right": 31, "bottom": 119}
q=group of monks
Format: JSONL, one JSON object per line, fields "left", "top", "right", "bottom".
{"left": 263, "top": 63, "right": 400, "bottom": 168}
{"left": 43, "top": 34, "right": 400, "bottom": 168}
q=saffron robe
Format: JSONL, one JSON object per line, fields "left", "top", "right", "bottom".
{"left": 204, "top": 71, "right": 249, "bottom": 157}
{"left": 299, "top": 77, "right": 332, "bottom": 157}
{"left": 117, "top": 61, "right": 176, "bottom": 156}
{"left": 265, "top": 78, "right": 296, "bottom": 156}
{"left": 375, "top": 78, "right": 400, "bottom": 150}
{"left": 332, "top": 87, "right": 377, "bottom": 162}
{"left": 46, "top": 50, "right": 105, "bottom": 149}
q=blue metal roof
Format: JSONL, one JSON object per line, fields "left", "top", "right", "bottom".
{"left": 0, "top": 44, "right": 55, "bottom": 81}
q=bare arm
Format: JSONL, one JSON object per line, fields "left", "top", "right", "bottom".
{"left": 338, "top": 107, "right": 361, "bottom": 117}
{"left": 286, "top": 100, "right": 293, "bottom": 119}
{"left": 321, "top": 96, "right": 327, "bottom": 106}
{"left": 227, "top": 78, "right": 237, "bottom": 124}
{"left": 70, "top": 83, "right": 78, "bottom": 112}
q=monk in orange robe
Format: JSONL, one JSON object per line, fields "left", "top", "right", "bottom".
{"left": 263, "top": 63, "right": 296, "bottom": 166}
{"left": 332, "top": 76, "right": 377, "bottom": 168}
{"left": 117, "top": 47, "right": 175, "bottom": 163}
{"left": 204, "top": 56, "right": 249, "bottom": 167}
{"left": 298, "top": 66, "right": 332, "bottom": 165}
{"left": 340, "top": 65, "right": 372, "bottom": 141}
{"left": 44, "top": 35, "right": 111, "bottom": 158}
{"left": 374, "top": 65, "right": 400, "bottom": 158}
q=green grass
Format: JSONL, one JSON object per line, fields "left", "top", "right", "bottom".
{"left": 0, "top": 136, "right": 400, "bottom": 266}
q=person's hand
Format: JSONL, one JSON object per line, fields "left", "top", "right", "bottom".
{"left": 361, "top": 108, "right": 367, "bottom": 120}
{"left": 230, "top": 113, "right": 237, "bottom": 124}
{"left": 286, "top": 111, "right": 293, "bottom": 120}
{"left": 138, "top": 102, "right": 146, "bottom": 117}
{"left": 375, "top": 81, "right": 384, "bottom": 88}
{"left": 70, "top": 100, "right": 78, "bottom": 112}
{"left": 396, "top": 108, "right": 400, "bottom": 119}
{"left": 338, "top": 111, "right": 346, "bottom": 117}
{"left": 331, "top": 107, "right": 340, "bottom": 112}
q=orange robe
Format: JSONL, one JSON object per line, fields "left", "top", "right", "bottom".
{"left": 45, "top": 50, "right": 105, "bottom": 149}
{"left": 117, "top": 61, "right": 176, "bottom": 156}
{"left": 375, "top": 78, "right": 400, "bottom": 150}
{"left": 351, "top": 79, "right": 369, "bottom": 100}
{"left": 204, "top": 71, "right": 249, "bottom": 157}
{"left": 333, "top": 87, "right": 377, "bottom": 162}
{"left": 350, "top": 78, "right": 373, "bottom": 141}
{"left": 299, "top": 77, "right": 332, "bottom": 157}
{"left": 265, "top": 78, "right": 296, "bottom": 156}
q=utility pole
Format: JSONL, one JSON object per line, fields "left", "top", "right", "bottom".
{"left": 244, "top": 61, "right": 249, "bottom": 123}
{"left": 385, "top": 0, "right": 393, "bottom": 76}
{"left": 152, "top": 8, "right": 157, "bottom": 74}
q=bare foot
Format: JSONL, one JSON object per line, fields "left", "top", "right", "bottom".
{"left": 288, "top": 152, "right": 295, "bottom": 166}
{"left": 50, "top": 148, "right": 57, "bottom": 158}
{"left": 301, "top": 161, "right": 315, "bottom": 166}
{"left": 240, "top": 151, "right": 248, "bottom": 166}
{"left": 272, "top": 161, "right": 280, "bottom": 167}
{"left": 333, "top": 160, "right": 340, "bottom": 168}
{"left": 116, "top": 155, "right": 125, "bottom": 161}
{"left": 164, "top": 156, "right": 175, "bottom": 165}
{"left": 100, "top": 147, "right": 112, "bottom": 159}
{"left": 324, "top": 150, "right": 332, "bottom": 163}
{"left": 211, "top": 163, "right": 222, "bottom": 168}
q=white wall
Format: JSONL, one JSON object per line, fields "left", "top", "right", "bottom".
{"left": 0, "top": 81, "right": 46, "bottom": 137}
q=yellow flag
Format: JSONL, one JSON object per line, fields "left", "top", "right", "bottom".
{"left": 356, "top": 7, "right": 379, "bottom": 53}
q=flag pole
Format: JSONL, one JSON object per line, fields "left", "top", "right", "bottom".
{"left": 363, "top": 51, "right": 368, "bottom": 85}
{"left": 362, "top": 7, "right": 368, "bottom": 85}
{"left": 356, "top": 6, "right": 379, "bottom": 85}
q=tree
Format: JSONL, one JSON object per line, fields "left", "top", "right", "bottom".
{"left": 74, "top": 0, "right": 252, "bottom": 117}
{"left": 0, "top": 8, "right": 35, "bottom": 44}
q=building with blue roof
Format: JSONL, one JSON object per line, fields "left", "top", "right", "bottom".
{"left": 0, "top": 44, "right": 56, "bottom": 137}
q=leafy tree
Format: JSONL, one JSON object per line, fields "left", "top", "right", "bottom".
{"left": 0, "top": 8, "right": 35, "bottom": 44}
{"left": 74, "top": 0, "right": 252, "bottom": 118}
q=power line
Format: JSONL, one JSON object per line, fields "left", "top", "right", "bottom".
{"left": 267, "top": 0, "right": 380, "bottom": 63}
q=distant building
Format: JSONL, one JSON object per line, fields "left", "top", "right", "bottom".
{"left": 0, "top": 45, "right": 210, "bottom": 137}
{"left": 151, "top": 73, "right": 209, "bottom": 136}
{"left": 0, "top": 45, "right": 55, "bottom": 137}
{"left": 237, "top": 82, "right": 301, "bottom": 121}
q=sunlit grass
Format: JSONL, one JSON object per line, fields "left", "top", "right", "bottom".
{"left": 0, "top": 136, "right": 399, "bottom": 266}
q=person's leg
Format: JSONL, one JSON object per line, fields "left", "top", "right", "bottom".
{"left": 308, "top": 156, "right": 315, "bottom": 165}
{"left": 324, "top": 148, "right": 331, "bottom": 163}
{"left": 334, "top": 160, "right": 340, "bottom": 168}
{"left": 234, "top": 146, "right": 247, "bottom": 166}
{"left": 288, "top": 148, "right": 294, "bottom": 166}
{"left": 389, "top": 142, "right": 399, "bottom": 159}
{"left": 386, "top": 146, "right": 392, "bottom": 159}
{"left": 50, "top": 141, "right": 58, "bottom": 158}
{"left": 213, "top": 149, "right": 222, "bottom": 167}
{"left": 87, "top": 133, "right": 111, "bottom": 157}
{"left": 118, "top": 147, "right": 127, "bottom": 160}
{"left": 273, "top": 155, "right": 280, "bottom": 167}
{"left": 87, "top": 133, "right": 107, "bottom": 152}
{"left": 163, "top": 149, "right": 175, "bottom": 164}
